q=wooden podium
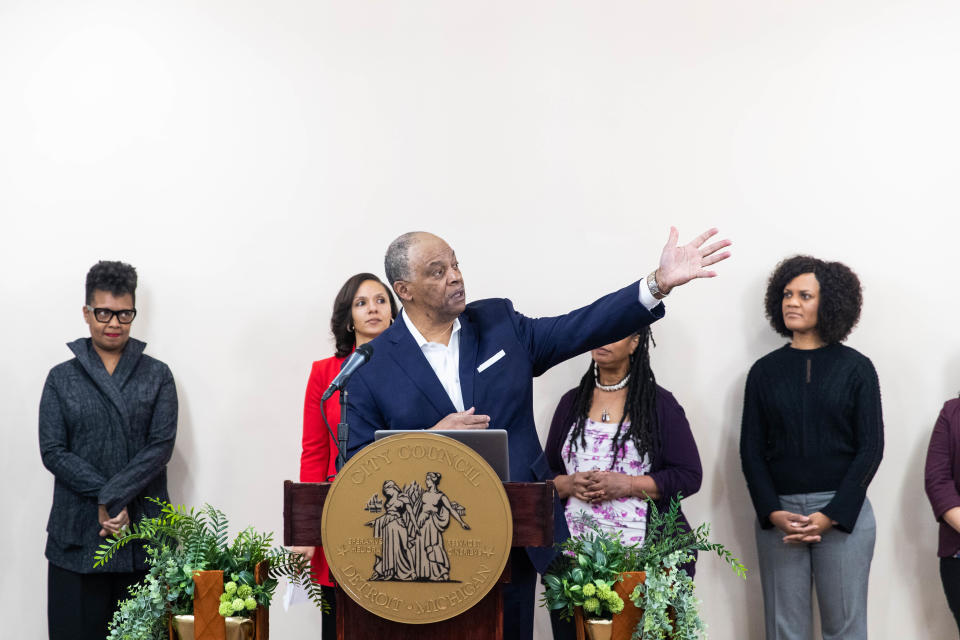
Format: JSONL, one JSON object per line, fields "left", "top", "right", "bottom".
{"left": 284, "top": 480, "right": 554, "bottom": 640}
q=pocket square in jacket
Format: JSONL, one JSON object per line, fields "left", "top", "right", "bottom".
{"left": 477, "top": 349, "right": 506, "bottom": 373}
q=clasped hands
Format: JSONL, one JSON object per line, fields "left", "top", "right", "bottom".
{"left": 769, "top": 510, "right": 838, "bottom": 544}
{"left": 564, "top": 470, "right": 635, "bottom": 503}
{"left": 98, "top": 504, "right": 130, "bottom": 538}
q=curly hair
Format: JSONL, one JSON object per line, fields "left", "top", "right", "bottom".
{"left": 764, "top": 255, "right": 862, "bottom": 344}
{"left": 85, "top": 260, "right": 138, "bottom": 305}
{"left": 331, "top": 273, "right": 398, "bottom": 358}
{"left": 566, "top": 327, "right": 661, "bottom": 469}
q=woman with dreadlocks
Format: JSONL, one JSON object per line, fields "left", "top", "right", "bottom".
{"left": 543, "top": 327, "right": 703, "bottom": 555}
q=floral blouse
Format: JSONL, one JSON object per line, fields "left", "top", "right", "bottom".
{"left": 562, "top": 418, "right": 651, "bottom": 544}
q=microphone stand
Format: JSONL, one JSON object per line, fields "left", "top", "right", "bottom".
{"left": 336, "top": 388, "right": 350, "bottom": 472}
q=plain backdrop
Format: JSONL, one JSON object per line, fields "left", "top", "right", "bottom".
{"left": 3, "top": 1, "right": 959, "bottom": 638}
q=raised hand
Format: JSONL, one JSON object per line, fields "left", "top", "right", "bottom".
{"left": 655, "top": 227, "right": 732, "bottom": 294}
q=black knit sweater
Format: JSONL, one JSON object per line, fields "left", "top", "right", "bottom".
{"left": 739, "top": 343, "right": 884, "bottom": 533}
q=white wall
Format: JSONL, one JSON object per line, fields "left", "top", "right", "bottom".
{"left": 3, "top": 1, "right": 959, "bottom": 638}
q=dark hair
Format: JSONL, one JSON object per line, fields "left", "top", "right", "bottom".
{"left": 764, "top": 255, "right": 862, "bottom": 344}
{"left": 566, "top": 328, "right": 660, "bottom": 469}
{"left": 85, "top": 260, "right": 138, "bottom": 305}
{"left": 331, "top": 273, "right": 398, "bottom": 358}
{"left": 384, "top": 232, "right": 421, "bottom": 286}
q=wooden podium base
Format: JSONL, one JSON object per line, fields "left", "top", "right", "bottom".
{"left": 285, "top": 480, "right": 552, "bottom": 640}
{"left": 336, "top": 583, "right": 503, "bottom": 640}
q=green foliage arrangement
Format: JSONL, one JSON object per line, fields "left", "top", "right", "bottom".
{"left": 629, "top": 498, "right": 746, "bottom": 640}
{"left": 93, "top": 499, "right": 327, "bottom": 640}
{"left": 541, "top": 496, "right": 747, "bottom": 636}
{"left": 635, "top": 497, "right": 747, "bottom": 578}
{"left": 540, "top": 516, "right": 636, "bottom": 621}
{"left": 630, "top": 550, "right": 704, "bottom": 640}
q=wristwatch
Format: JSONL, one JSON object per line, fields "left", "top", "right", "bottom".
{"left": 646, "top": 270, "right": 668, "bottom": 300}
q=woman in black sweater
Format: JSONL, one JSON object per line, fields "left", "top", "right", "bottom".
{"left": 740, "top": 256, "right": 883, "bottom": 640}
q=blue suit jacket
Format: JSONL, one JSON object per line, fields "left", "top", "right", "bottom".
{"left": 345, "top": 281, "right": 664, "bottom": 570}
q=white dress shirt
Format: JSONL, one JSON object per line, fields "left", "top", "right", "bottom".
{"left": 401, "top": 311, "right": 465, "bottom": 412}
{"left": 399, "top": 282, "right": 661, "bottom": 415}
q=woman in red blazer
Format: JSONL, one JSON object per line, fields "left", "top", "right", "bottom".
{"left": 294, "top": 272, "right": 397, "bottom": 639}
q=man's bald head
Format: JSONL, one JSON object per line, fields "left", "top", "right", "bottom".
{"left": 385, "top": 231, "right": 438, "bottom": 286}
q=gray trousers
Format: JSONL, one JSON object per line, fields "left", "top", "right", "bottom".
{"left": 755, "top": 492, "right": 876, "bottom": 640}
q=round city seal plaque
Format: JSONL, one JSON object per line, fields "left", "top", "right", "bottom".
{"left": 321, "top": 433, "right": 512, "bottom": 624}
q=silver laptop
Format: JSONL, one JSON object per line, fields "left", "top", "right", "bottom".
{"left": 373, "top": 429, "right": 510, "bottom": 481}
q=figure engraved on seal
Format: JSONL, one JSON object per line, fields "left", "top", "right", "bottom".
{"left": 365, "top": 472, "right": 470, "bottom": 582}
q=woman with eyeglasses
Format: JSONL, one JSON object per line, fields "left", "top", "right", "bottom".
{"left": 291, "top": 272, "right": 398, "bottom": 640}
{"left": 39, "top": 261, "right": 178, "bottom": 640}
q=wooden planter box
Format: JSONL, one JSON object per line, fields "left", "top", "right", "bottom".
{"left": 573, "top": 571, "right": 646, "bottom": 640}
{"left": 168, "top": 562, "right": 270, "bottom": 640}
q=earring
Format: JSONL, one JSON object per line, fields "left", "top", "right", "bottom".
{"left": 348, "top": 323, "right": 355, "bottom": 333}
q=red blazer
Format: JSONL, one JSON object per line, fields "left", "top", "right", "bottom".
{"left": 300, "top": 354, "right": 346, "bottom": 586}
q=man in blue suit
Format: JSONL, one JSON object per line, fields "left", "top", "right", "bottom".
{"left": 346, "top": 228, "right": 730, "bottom": 639}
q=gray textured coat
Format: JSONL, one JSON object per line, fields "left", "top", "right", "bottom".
{"left": 39, "top": 337, "right": 178, "bottom": 573}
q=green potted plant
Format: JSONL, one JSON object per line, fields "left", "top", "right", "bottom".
{"left": 628, "top": 498, "right": 746, "bottom": 640}
{"left": 629, "top": 550, "right": 701, "bottom": 640}
{"left": 541, "top": 497, "right": 746, "bottom": 640}
{"left": 541, "top": 516, "right": 636, "bottom": 639}
{"left": 94, "top": 499, "right": 327, "bottom": 640}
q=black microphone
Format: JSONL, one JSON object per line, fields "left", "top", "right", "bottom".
{"left": 322, "top": 343, "right": 373, "bottom": 401}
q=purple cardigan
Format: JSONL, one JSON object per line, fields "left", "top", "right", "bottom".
{"left": 924, "top": 398, "right": 960, "bottom": 557}
{"left": 544, "top": 385, "right": 703, "bottom": 572}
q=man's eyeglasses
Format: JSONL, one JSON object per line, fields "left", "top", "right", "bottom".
{"left": 85, "top": 306, "right": 137, "bottom": 324}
